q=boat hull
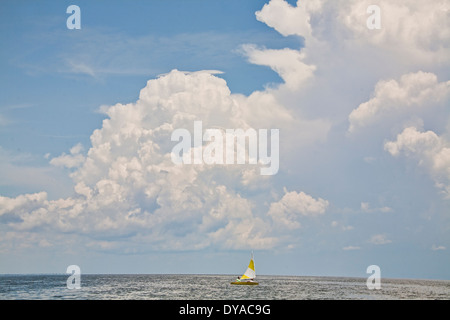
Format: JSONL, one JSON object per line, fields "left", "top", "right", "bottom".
{"left": 230, "top": 281, "right": 259, "bottom": 285}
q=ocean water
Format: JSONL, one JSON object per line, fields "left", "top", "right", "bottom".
{"left": 0, "top": 274, "right": 448, "bottom": 300}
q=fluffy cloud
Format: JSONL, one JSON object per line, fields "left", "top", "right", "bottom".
{"left": 2, "top": 0, "right": 448, "bottom": 265}
{"left": 240, "top": 0, "right": 449, "bottom": 143}
{"left": 241, "top": 45, "right": 316, "bottom": 90}
{"left": 0, "top": 70, "right": 330, "bottom": 252}
{"left": 0, "top": 192, "right": 47, "bottom": 218}
{"left": 254, "top": 0, "right": 448, "bottom": 67}
{"left": 248, "top": 0, "right": 450, "bottom": 106}
{"left": 255, "top": 0, "right": 321, "bottom": 40}
{"left": 50, "top": 143, "right": 85, "bottom": 169}
{"left": 348, "top": 72, "right": 450, "bottom": 132}
{"left": 342, "top": 0, "right": 450, "bottom": 65}
{"left": 241, "top": 0, "right": 321, "bottom": 91}
{"left": 384, "top": 127, "right": 450, "bottom": 197}
{"left": 268, "top": 189, "right": 329, "bottom": 230}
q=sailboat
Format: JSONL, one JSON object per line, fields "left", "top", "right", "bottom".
{"left": 230, "top": 252, "right": 259, "bottom": 285}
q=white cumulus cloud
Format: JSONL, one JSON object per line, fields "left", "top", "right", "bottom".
{"left": 384, "top": 127, "right": 450, "bottom": 198}
{"left": 342, "top": 0, "right": 450, "bottom": 65}
{"left": 268, "top": 188, "right": 329, "bottom": 230}
{"left": 50, "top": 143, "right": 85, "bottom": 169}
{"left": 348, "top": 72, "right": 450, "bottom": 133}
{"left": 0, "top": 70, "right": 331, "bottom": 253}
{"left": 241, "top": 45, "right": 316, "bottom": 90}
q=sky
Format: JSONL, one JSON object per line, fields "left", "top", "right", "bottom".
{"left": 0, "top": 0, "right": 449, "bottom": 280}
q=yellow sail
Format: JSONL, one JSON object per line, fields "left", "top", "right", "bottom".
{"left": 240, "top": 257, "right": 256, "bottom": 279}
{"left": 231, "top": 252, "right": 258, "bottom": 285}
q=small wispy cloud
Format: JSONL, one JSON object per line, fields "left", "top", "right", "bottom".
{"left": 369, "top": 234, "right": 392, "bottom": 245}
{"left": 343, "top": 246, "right": 360, "bottom": 251}
{"left": 331, "top": 221, "right": 353, "bottom": 231}
{"left": 65, "top": 60, "right": 97, "bottom": 77}
{"left": 361, "top": 202, "right": 393, "bottom": 213}
{"left": 431, "top": 244, "right": 446, "bottom": 251}
{"left": 0, "top": 103, "right": 34, "bottom": 111}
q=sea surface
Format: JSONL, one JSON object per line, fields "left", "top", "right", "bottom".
{"left": 0, "top": 274, "right": 449, "bottom": 300}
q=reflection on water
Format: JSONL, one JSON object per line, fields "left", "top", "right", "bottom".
{"left": 0, "top": 274, "right": 449, "bottom": 300}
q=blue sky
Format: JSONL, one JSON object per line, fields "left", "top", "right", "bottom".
{"left": 1, "top": 0, "right": 449, "bottom": 280}
{"left": 0, "top": 1, "right": 297, "bottom": 175}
